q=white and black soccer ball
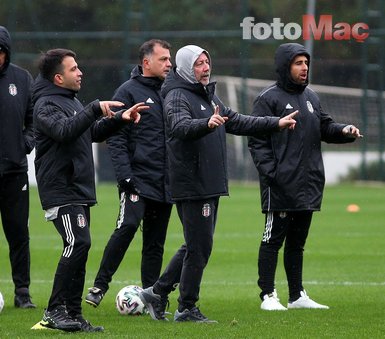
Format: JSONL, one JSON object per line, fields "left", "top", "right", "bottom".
{"left": 115, "top": 285, "right": 146, "bottom": 315}
{"left": 0, "top": 292, "right": 4, "bottom": 313}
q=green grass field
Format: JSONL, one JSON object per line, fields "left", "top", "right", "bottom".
{"left": 0, "top": 182, "right": 384, "bottom": 338}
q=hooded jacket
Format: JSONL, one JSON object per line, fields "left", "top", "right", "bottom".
{"left": 248, "top": 43, "right": 355, "bottom": 212}
{"left": 162, "top": 45, "right": 280, "bottom": 201}
{"left": 32, "top": 74, "right": 128, "bottom": 210}
{"left": 0, "top": 26, "right": 34, "bottom": 175}
{"left": 106, "top": 65, "right": 171, "bottom": 203}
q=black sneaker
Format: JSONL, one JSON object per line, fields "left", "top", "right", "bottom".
{"left": 40, "top": 305, "right": 81, "bottom": 332}
{"left": 15, "top": 294, "right": 36, "bottom": 309}
{"left": 85, "top": 287, "right": 104, "bottom": 307}
{"left": 174, "top": 307, "right": 217, "bottom": 323}
{"left": 73, "top": 315, "right": 104, "bottom": 332}
{"left": 139, "top": 287, "right": 169, "bottom": 321}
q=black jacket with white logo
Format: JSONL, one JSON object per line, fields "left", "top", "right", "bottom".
{"left": 248, "top": 43, "right": 355, "bottom": 212}
{"left": 106, "top": 65, "right": 171, "bottom": 203}
{"left": 0, "top": 26, "right": 34, "bottom": 175}
{"left": 162, "top": 67, "right": 280, "bottom": 201}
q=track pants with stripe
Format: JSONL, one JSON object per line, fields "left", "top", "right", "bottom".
{"left": 154, "top": 197, "right": 219, "bottom": 311}
{"left": 0, "top": 172, "right": 31, "bottom": 294}
{"left": 47, "top": 205, "right": 91, "bottom": 316}
{"left": 258, "top": 210, "right": 312, "bottom": 302}
{"left": 93, "top": 192, "right": 172, "bottom": 292}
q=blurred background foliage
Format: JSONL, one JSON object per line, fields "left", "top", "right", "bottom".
{"left": 0, "top": 0, "right": 373, "bottom": 103}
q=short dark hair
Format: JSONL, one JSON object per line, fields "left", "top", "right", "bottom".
{"left": 138, "top": 39, "right": 171, "bottom": 63}
{"left": 38, "top": 48, "right": 76, "bottom": 82}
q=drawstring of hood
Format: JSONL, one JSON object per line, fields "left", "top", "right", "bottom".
{"left": 175, "top": 45, "right": 211, "bottom": 84}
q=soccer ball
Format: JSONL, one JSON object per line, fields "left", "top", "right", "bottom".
{"left": 115, "top": 285, "right": 146, "bottom": 315}
{"left": 0, "top": 292, "right": 4, "bottom": 313}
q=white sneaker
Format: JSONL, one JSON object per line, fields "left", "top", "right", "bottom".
{"left": 261, "top": 290, "right": 287, "bottom": 311}
{"left": 287, "top": 290, "right": 329, "bottom": 309}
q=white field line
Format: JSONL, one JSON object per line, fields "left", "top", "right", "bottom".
{"left": 1, "top": 279, "right": 384, "bottom": 286}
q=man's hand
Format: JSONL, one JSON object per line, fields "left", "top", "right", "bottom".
{"left": 278, "top": 110, "right": 298, "bottom": 130}
{"left": 99, "top": 101, "right": 124, "bottom": 118}
{"left": 119, "top": 178, "right": 141, "bottom": 194}
{"left": 342, "top": 125, "right": 363, "bottom": 138}
{"left": 121, "top": 102, "right": 150, "bottom": 124}
{"left": 208, "top": 104, "right": 228, "bottom": 129}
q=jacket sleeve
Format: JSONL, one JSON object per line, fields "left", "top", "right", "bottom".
{"left": 319, "top": 104, "right": 356, "bottom": 144}
{"left": 247, "top": 96, "right": 278, "bottom": 183}
{"left": 216, "top": 97, "right": 280, "bottom": 136}
{"left": 23, "top": 72, "right": 35, "bottom": 154}
{"left": 34, "top": 99, "right": 102, "bottom": 142}
{"left": 164, "top": 90, "right": 213, "bottom": 140}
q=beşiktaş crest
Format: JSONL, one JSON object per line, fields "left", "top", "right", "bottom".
{"left": 202, "top": 203, "right": 211, "bottom": 217}
{"left": 306, "top": 100, "right": 314, "bottom": 113}
{"left": 77, "top": 214, "right": 86, "bottom": 228}
{"left": 8, "top": 83, "right": 17, "bottom": 96}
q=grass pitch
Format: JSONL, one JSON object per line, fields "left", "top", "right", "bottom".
{"left": 0, "top": 182, "right": 384, "bottom": 338}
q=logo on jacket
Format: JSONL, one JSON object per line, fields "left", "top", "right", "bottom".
{"left": 146, "top": 97, "right": 154, "bottom": 104}
{"left": 129, "top": 194, "right": 139, "bottom": 203}
{"left": 200, "top": 104, "right": 206, "bottom": 110}
{"left": 285, "top": 103, "right": 293, "bottom": 109}
{"left": 77, "top": 214, "right": 87, "bottom": 228}
{"left": 8, "top": 83, "right": 17, "bottom": 96}
{"left": 306, "top": 101, "right": 314, "bottom": 113}
{"left": 202, "top": 203, "right": 211, "bottom": 217}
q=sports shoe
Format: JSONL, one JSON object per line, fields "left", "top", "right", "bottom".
{"left": 139, "top": 287, "right": 169, "bottom": 321}
{"left": 287, "top": 290, "right": 329, "bottom": 309}
{"left": 40, "top": 305, "right": 81, "bottom": 332}
{"left": 261, "top": 290, "right": 287, "bottom": 311}
{"left": 15, "top": 294, "right": 36, "bottom": 309}
{"left": 72, "top": 314, "right": 104, "bottom": 332}
{"left": 174, "top": 307, "right": 217, "bottom": 323}
{"left": 85, "top": 287, "right": 104, "bottom": 307}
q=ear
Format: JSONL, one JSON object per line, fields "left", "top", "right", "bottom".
{"left": 142, "top": 57, "right": 151, "bottom": 70}
{"left": 54, "top": 73, "right": 63, "bottom": 85}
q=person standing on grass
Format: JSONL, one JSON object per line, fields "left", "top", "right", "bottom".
{"left": 248, "top": 42, "right": 362, "bottom": 311}
{"left": 85, "top": 39, "right": 173, "bottom": 307}
{"left": 32, "top": 48, "right": 148, "bottom": 332}
{"left": 139, "top": 44, "right": 298, "bottom": 323}
{"left": 0, "top": 25, "right": 36, "bottom": 309}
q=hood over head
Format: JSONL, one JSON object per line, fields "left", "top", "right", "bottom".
{"left": 275, "top": 43, "right": 310, "bottom": 93}
{"left": 175, "top": 45, "right": 211, "bottom": 84}
{"left": 0, "top": 26, "right": 12, "bottom": 72}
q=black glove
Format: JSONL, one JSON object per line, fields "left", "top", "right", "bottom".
{"left": 118, "top": 178, "right": 141, "bottom": 194}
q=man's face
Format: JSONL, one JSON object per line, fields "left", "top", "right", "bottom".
{"left": 0, "top": 50, "right": 6, "bottom": 70}
{"left": 55, "top": 56, "right": 83, "bottom": 91}
{"left": 290, "top": 55, "right": 308, "bottom": 84}
{"left": 194, "top": 52, "right": 210, "bottom": 85}
{"left": 143, "top": 44, "right": 172, "bottom": 80}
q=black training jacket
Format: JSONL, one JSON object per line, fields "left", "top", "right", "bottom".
{"left": 0, "top": 26, "right": 34, "bottom": 175}
{"left": 248, "top": 43, "right": 355, "bottom": 212}
{"left": 106, "top": 65, "right": 171, "bottom": 203}
{"left": 32, "top": 74, "right": 128, "bottom": 210}
{"left": 162, "top": 68, "right": 280, "bottom": 201}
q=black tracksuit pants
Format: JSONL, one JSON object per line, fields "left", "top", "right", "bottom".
{"left": 154, "top": 197, "right": 219, "bottom": 311}
{"left": 258, "top": 210, "right": 313, "bottom": 302}
{"left": 0, "top": 172, "right": 31, "bottom": 295}
{"left": 93, "top": 192, "right": 172, "bottom": 292}
{"left": 48, "top": 205, "right": 91, "bottom": 316}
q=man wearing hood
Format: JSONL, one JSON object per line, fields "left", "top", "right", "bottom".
{"left": 32, "top": 48, "right": 147, "bottom": 332}
{"left": 248, "top": 43, "right": 362, "bottom": 311}
{"left": 139, "top": 44, "right": 297, "bottom": 322}
{"left": 86, "top": 39, "right": 173, "bottom": 308}
{"left": 0, "top": 26, "right": 35, "bottom": 309}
